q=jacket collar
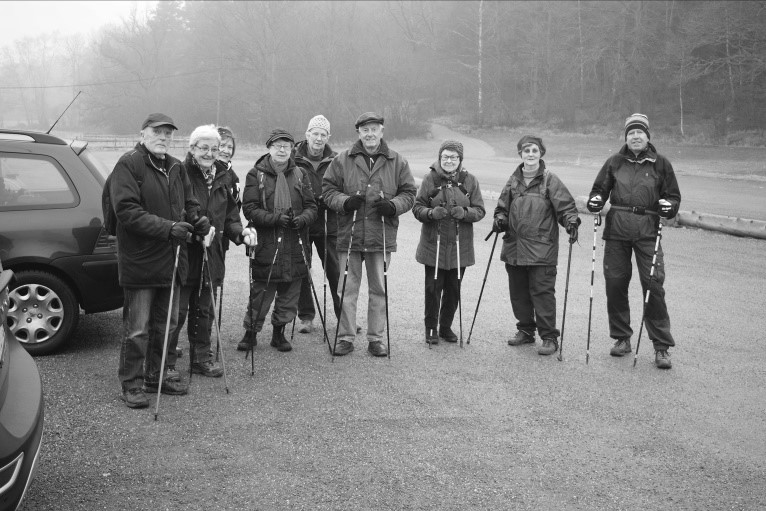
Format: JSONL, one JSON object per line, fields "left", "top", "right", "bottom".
{"left": 136, "top": 142, "right": 178, "bottom": 174}
{"left": 349, "top": 138, "right": 392, "bottom": 159}
{"left": 619, "top": 142, "right": 657, "bottom": 164}
{"left": 294, "top": 140, "right": 336, "bottom": 163}
{"left": 512, "top": 160, "right": 546, "bottom": 182}
{"left": 254, "top": 153, "right": 296, "bottom": 177}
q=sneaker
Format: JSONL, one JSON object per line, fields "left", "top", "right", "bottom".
{"left": 144, "top": 378, "right": 189, "bottom": 396}
{"left": 237, "top": 330, "right": 257, "bottom": 351}
{"left": 508, "top": 329, "right": 535, "bottom": 346}
{"left": 439, "top": 326, "right": 458, "bottom": 343}
{"left": 191, "top": 360, "right": 224, "bottom": 378}
{"left": 333, "top": 340, "right": 354, "bottom": 356}
{"left": 425, "top": 327, "right": 439, "bottom": 345}
{"left": 121, "top": 388, "right": 149, "bottom": 409}
{"left": 655, "top": 350, "right": 672, "bottom": 369}
{"left": 610, "top": 338, "right": 632, "bottom": 357}
{"left": 537, "top": 338, "right": 558, "bottom": 356}
{"left": 368, "top": 340, "right": 388, "bottom": 357}
{"left": 298, "top": 319, "right": 313, "bottom": 333}
{"left": 270, "top": 325, "right": 292, "bottom": 352}
{"left": 165, "top": 366, "right": 180, "bottom": 382}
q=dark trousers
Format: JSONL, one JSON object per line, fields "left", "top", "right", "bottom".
{"left": 603, "top": 238, "right": 675, "bottom": 349}
{"left": 423, "top": 265, "right": 465, "bottom": 329}
{"left": 167, "top": 280, "right": 217, "bottom": 367}
{"left": 298, "top": 233, "right": 342, "bottom": 321}
{"left": 243, "top": 279, "right": 301, "bottom": 332}
{"left": 505, "top": 264, "right": 559, "bottom": 340}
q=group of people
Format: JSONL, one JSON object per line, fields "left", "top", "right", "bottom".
{"left": 110, "top": 110, "right": 681, "bottom": 410}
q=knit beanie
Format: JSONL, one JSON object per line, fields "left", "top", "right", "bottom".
{"left": 307, "top": 115, "right": 331, "bottom": 135}
{"left": 624, "top": 113, "right": 650, "bottom": 139}
{"left": 217, "top": 126, "right": 235, "bottom": 157}
{"left": 516, "top": 135, "right": 546, "bottom": 157}
{"left": 439, "top": 140, "right": 464, "bottom": 161}
{"left": 265, "top": 128, "right": 295, "bottom": 148}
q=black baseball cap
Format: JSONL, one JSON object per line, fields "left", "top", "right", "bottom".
{"left": 141, "top": 113, "right": 178, "bottom": 130}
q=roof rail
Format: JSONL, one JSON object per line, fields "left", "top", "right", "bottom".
{"left": 0, "top": 129, "right": 67, "bottom": 145}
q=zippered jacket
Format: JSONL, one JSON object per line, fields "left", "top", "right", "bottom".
{"left": 293, "top": 140, "right": 338, "bottom": 237}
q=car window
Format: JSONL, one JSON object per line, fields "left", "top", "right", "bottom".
{"left": 78, "top": 148, "right": 110, "bottom": 183}
{"left": 0, "top": 153, "right": 77, "bottom": 210}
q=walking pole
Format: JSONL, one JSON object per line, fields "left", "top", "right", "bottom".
{"left": 290, "top": 317, "right": 296, "bottom": 343}
{"left": 215, "top": 282, "right": 223, "bottom": 363}
{"left": 455, "top": 217, "right": 463, "bottom": 348}
{"left": 633, "top": 219, "right": 663, "bottom": 368}
{"left": 154, "top": 242, "right": 182, "bottom": 421}
{"left": 586, "top": 214, "right": 602, "bottom": 364}
{"left": 557, "top": 235, "right": 575, "bottom": 362}
{"left": 247, "top": 230, "right": 283, "bottom": 376}
{"left": 323, "top": 208, "right": 328, "bottom": 324}
{"left": 381, "top": 197, "right": 391, "bottom": 359}
{"left": 332, "top": 192, "right": 360, "bottom": 360}
{"left": 429, "top": 212, "right": 442, "bottom": 349}
{"left": 203, "top": 246, "right": 229, "bottom": 393}
{"left": 246, "top": 245, "right": 255, "bottom": 376}
{"left": 467, "top": 231, "right": 498, "bottom": 344}
{"left": 297, "top": 232, "right": 332, "bottom": 353}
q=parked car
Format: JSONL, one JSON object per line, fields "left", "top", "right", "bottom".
{"left": 0, "top": 259, "right": 44, "bottom": 511}
{"left": 0, "top": 130, "right": 123, "bottom": 355}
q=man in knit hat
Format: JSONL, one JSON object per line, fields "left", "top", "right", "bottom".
{"left": 322, "top": 112, "right": 417, "bottom": 357}
{"left": 292, "top": 115, "right": 341, "bottom": 334}
{"left": 587, "top": 113, "right": 681, "bottom": 369}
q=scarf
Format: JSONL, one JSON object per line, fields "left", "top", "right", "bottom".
{"left": 270, "top": 156, "right": 292, "bottom": 215}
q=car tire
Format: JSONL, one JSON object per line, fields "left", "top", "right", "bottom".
{"left": 6, "top": 270, "right": 80, "bottom": 355}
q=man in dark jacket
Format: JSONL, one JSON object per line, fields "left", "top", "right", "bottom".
{"left": 587, "top": 113, "right": 681, "bottom": 369}
{"left": 323, "top": 112, "right": 417, "bottom": 357}
{"left": 111, "top": 113, "right": 210, "bottom": 408}
{"left": 293, "top": 115, "right": 341, "bottom": 334}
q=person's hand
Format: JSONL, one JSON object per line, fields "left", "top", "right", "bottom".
{"left": 242, "top": 227, "right": 257, "bottom": 247}
{"left": 193, "top": 215, "right": 211, "bottom": 236}
{"left": 431, "top": 206, "right": 448, "bottom": 220}
{"left": 566, "top": 222, "right": 579, "bottom": 244}
{"left": 343, "top": 194, "right": 365, "bottom": 212}
{"left": 492, "top": 217, "right": 508, "bottom": 233}
{"left": 291, "top": 215, "right": 307, "bottom": 230}
{"left": 202, "top": 226, "right": 216, "bottom": 248}
{"left": 658, "top": 199, "right": 673, "bottom": 218}
{"left": 170, "top": 221, "right": 193, "bottom": 240}
{"left": 372, "top": 197, "right": 396, "bottom": 217}
{"left": 276, "top": 214, "right": 291, "bottom": 229}
{"left": 587, "top": 195, "right": 604, "bottom": 213}
{"left": 450, "top": 206, "right": 466, "bottom": 220}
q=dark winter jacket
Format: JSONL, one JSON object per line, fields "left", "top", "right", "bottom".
{"left": 241, "top": 154, "right": 317, "bottom": 282}
{"left": 182, "top": 154, "right": 243, "bottom": 288}
{"left": 589, "top": 143, "right": 681, "bottom": 241}
{"left": 220, "top": 161, "right": 242, "bottom": 252}
{"left": 293, "top": 140, "right": 338, "bottom": 237}
{"left": 322, "top": 139, "right": 417, "bottom": 253}
{"left": 110, "top": 143, "right": 200, "bottom": 287}
{"left": 412, "top": 162, "right": 486, "bottom": 269}
{"left": 494, "top": 161, "right": 579, "bottom": 266}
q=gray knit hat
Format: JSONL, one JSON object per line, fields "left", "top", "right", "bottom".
{"left": 307, "top": 115, "right": 331, "bottom": 134}
{"left": 439, "top": 140, "right": 464, "bottom": 161}
{"left": 624, "top": 113, "right": 650, "bottom": 139}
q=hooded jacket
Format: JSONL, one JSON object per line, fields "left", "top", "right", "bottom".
{"left": 241, "top": 153, "right": 318, "bottom": 282}
{"left": 293, "top": 140, "right": 338, "bottom": 237}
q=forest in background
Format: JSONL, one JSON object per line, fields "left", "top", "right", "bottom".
{"left": 1, "top": 1, "right": 765, "bottom": 145}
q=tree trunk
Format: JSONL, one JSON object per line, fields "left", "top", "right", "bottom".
{"left": 477, "top": 0, "right": 484, "bottom": 126}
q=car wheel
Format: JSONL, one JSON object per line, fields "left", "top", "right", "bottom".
{"left": 6, "top": 270, "right": 80, "bottom": 355}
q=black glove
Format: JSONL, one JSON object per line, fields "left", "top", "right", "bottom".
{"left": 170, "top": 221, "right": 193, "bottom": 240}
{"left": 450, "top": 206, "right": 466, "bottom": 220}
{"left": 492, "top": 217, "right": 508, "bottom": 233}
{"left": 587, "top": 195, "right": 604, "bottom": 213}
{"left": 431, "top": 206, "right": 448, "bottom": 220}
{"left": 658, "top": 199, "right": 673, "bottom": 218}
{"left": 276, "top": 214, "right": 291, "bottom": 229}
{"left": 193, "top": 215, "right": 211, "bottom": 236}
{"left": 372, "top": 197, "right": 396, "bottom": 217}
{"left": 343, "top": 194, "right": 365, "bottom": 212}
{"left": 291, "top": 215, "right": 307, "bottom": 230}
{"left": 566, "top": 222, "right": 579, "bottom": 244}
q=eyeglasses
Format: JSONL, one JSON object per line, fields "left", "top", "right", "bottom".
{"left": 195, "top": 145, "right": 220, "bottom": 154}
{"left": 521, "top": 147, "right": 540, "bottom": 154}
{"left": 441, "top": 155, "right": 460, "bottom": 162}
{"left": 272, "top": 144, "right": 292, "bottom": 152}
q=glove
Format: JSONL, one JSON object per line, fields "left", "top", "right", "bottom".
{"left": 201, "top": 226, "right": 216, "bottom": 248}
{"left": 372, "top": 197, "right": 397, "bottom": 217}
{"left": 170, "top": 221, "right": 193, "bottom": 240}
{"left": 587, "top": 195, "right": 604, "bottom": 213}
{"left": 658, "top": 199, "right": 673, "bottom": 218}
{"left": 276, "top": 214, "right": 291, "bottom": 229}
{"left": 193, "top": 215, "right": 211, "bottom": 236}
{"left": 492, "top": 217, "right": 508, "bottom": 233}
{"left": 291, "top": 215, "right": 307, "bottom": 230}
{"left": 431, "top": 206, "right": 448, "bottom": 220}
{"left": 242, "top": 227, "right": 257, "bottom": 247}
{"left": 566, "top": 222, "right": 579, "bottom": 244}
{"left": 450, "top": 206, "right": 466, "bottom": 220}
{"left": 343, "top": 194, "right": 365, "bottom": 212}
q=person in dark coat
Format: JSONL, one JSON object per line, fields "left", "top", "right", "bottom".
{"left": 412, "top": 140, "right": 485, "bottom": 344}
{"left": 587, "top": 113, "right": 681, "bottom": 369}
{"left": 239, "top": 129, "right": 318, "bottom": 352}
{"left": 110, "top": 113, "right": 209, "bottom": 408}
{"left": 493, "top": 135, "right": 580, "bottom": 357}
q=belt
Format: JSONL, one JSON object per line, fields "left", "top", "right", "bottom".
{"left": 610, "top": 205, "right": 659, "bottom": 216}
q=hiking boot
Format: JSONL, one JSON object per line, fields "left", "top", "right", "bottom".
{"left": 508, "top": 329, "right": 535, "bottom": 346}
{"left": 270, "top": 325, "right": 292, "bottom": 352}
{"left": 298, "top": 319, "right": 313, "bottom": 333}
{"left": 165, "top": 366, "right": 180, "bottom": 382}
{"left": 368, "top": 340, "right": 388, "bottom": 357}
{"left": 425, "top": 327, "right": 439, "bottom": 345}
{"left": 537, "top": 338, "right": 559, "bottom": 356}
{"left": 655, "top": 350, "right": 672, "bottom": 369}
{"left": 121, "top": 388, "right": 149, "bottom": 409}
{"left": 191, "top": 360, "right": 224, "bottom": 378}
{"left": 237, "top": 330, "right": 257, "bottom": 351}
{"left": 610, "top": 338, "right": 632, "bottom": 357}
{"left": 144, "top": 377, "right": 189, "bottom": 396}
{"left": 333, "top": 340, "right": 354, "bottom": 356}
{"left": 439, "top": 325, "right": 458, "bottom": 343}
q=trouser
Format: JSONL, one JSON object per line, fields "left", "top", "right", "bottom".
{"left": 337, "top": 251, "right": 389, "bottom": 343}
{"left": 167, "top": 281, "right": 217, "bottom": 367}
{"left": 298, "top": 233, "right": 342, "bottom": 321}
{"left": 505, "top": 264, "right": 559, "bottom": 340}
{"left": 119, "top": 285, "right": 179, "bottom": 391}
{"left": 423, "top": 265, "right": 465, "bottom": 330}
{"left": 242, "top": 279, "right": 301, "bottom": 332}
{"left": 603, "top": 238, "right": 675, "bottom": 350}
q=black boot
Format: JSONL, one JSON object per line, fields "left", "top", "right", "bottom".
{"left": 270, "top": 324, "right": 292, "bottom": 352}
{"left": 237, "top": 330, "right": 257, "bottom": 351}
{"left": 425, "top": 327, "right": 439, "bottom": 345}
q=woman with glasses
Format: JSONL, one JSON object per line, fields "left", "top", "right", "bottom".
{"left": 412, "top": 140, "right": 485, "bottom": 345}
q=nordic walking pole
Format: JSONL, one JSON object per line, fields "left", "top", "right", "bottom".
{"left": 247, "top": 230, "right": 283, "bottom": 375}
{"left": 323, "top": 208, "right": 328, "bottom": 325}
{"left": 585, "top": 214, "right": 602, "bottom": 364}
{"left": 215, "top": 281, "right": 223, "bottom": 363}
{"left": 455, "top": 215, "right": 463, "bottom": 348}
{"left": 333, "top": 191, "right": 360, "bottom": 360}
{"left": 203, "top": 246, "right": 229, "bottom": 394}
{"left": 633, "top": 219, "right": 663, "bottom": 368}
{"left": 297, "top": 231, "right": 332, "bottom": 353}
{"left": 155, "top": 242, "right": 182, "bottom": 421}
{"left": 429, "top": 216, "right": 442, "bottom": 349}
{"left": 381, "top": 192, "right": 391, "bottom": 359}
{"left": 467, "top": 231, "right": 498, "bottom": 344}
{"left": 246, "top": 244, "right": 255, "bottom": 376}
{"left": 557, "top": 235, "right": 575, "bottom": 362}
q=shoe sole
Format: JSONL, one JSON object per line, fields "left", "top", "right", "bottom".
{"left": 610, "top": 350, "right": 631, "bottom": 357}
{"left": 508, "top": 340, "right": 534, "bottom": 346}
{"left": 143, "top": 385, "right": 188, "bottom": 396}
{"left": 121, "top": 395, "right": 149, "bottom": 409}
{"left": 191, "top": 368, "right": 223, "bottom": 377}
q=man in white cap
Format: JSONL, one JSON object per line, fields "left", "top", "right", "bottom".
{"left": 587, "top": 113, "right": 681, "bottom": 369}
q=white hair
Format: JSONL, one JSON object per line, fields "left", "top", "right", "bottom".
{"left": 188, "top": 124, "right": 221, "bottom": 148}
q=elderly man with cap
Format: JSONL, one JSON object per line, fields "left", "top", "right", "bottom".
{"left": 322, "top": 112, "right": 417, "bottom": 357}
{"left": 292, "top": 115, "right": 341, "bottom": 334}
{"left": 110, "top": 113, "right": 209, "bottom": 408}
{"left": 239, "top": 128, "right": 317, "bottom": 352}
{"left": 587, "top": 113, "right": 681, "bottom": 369}
{"left": 492, "top": 135, "right": 580, "bottom": 357}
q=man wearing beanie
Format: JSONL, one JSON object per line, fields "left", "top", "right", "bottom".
{"left": 587, "top": 113, "right": 681, "bottom": 369}
{"left": 322, "top": 112, "right": 417, "bottom": 357}
{"left": 292, "top": 115, "right": 341, "bottom": 334}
